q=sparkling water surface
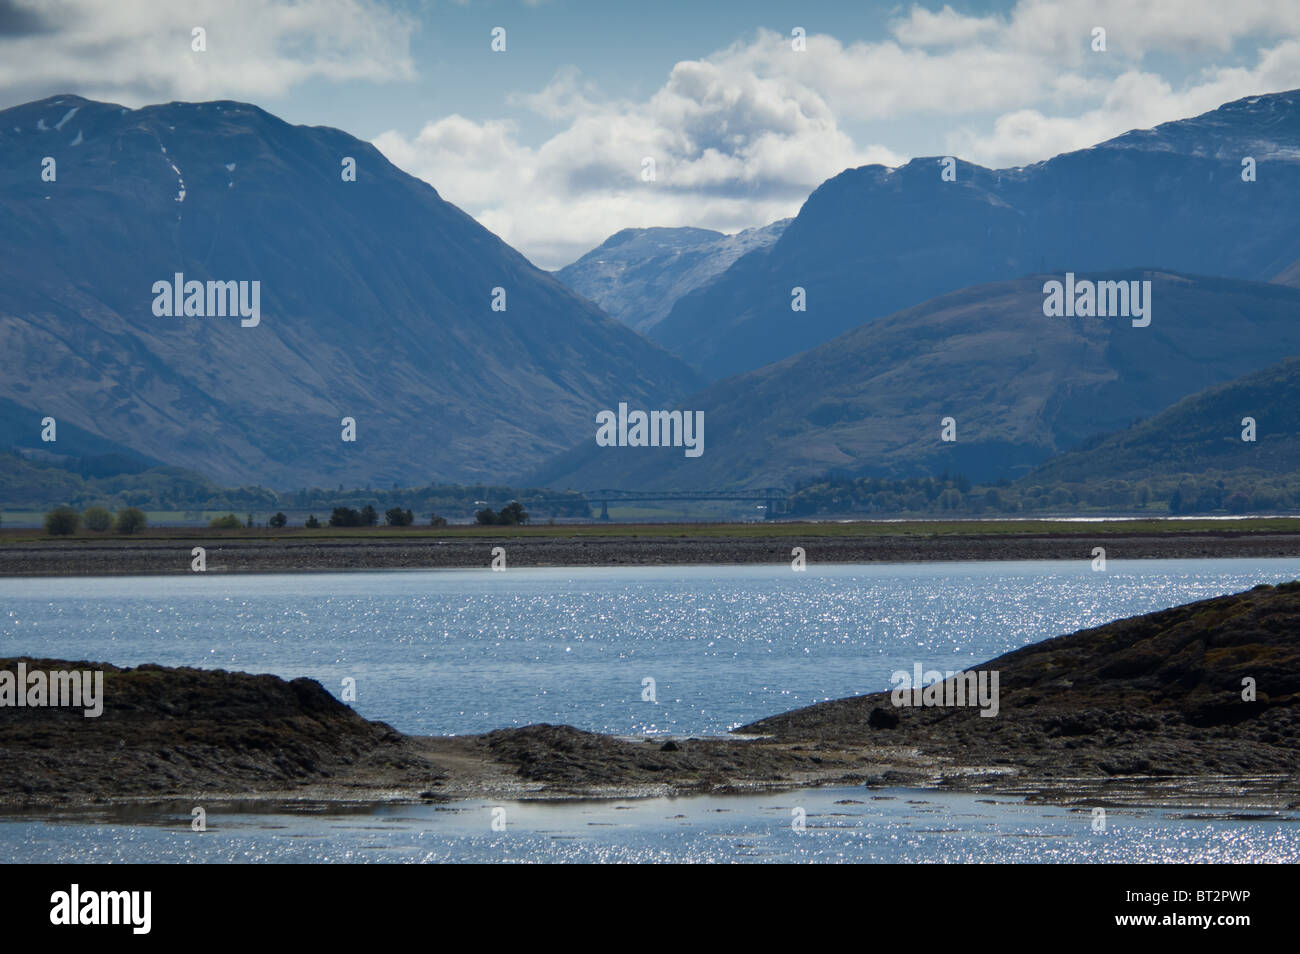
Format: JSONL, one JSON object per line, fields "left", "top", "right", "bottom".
{"left": 6, "top": 789, "right": 1298, "bottom": 864}
{"left": 4, "top": 559, "right": 1298, "bottom": 736}
{"left": 2, "top": 559, "right": 1297, "bottom": 863}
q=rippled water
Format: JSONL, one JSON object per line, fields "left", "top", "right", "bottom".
{"left": 6, "top": 788, "right": 1298, "bottom": 864}
{"left": 3, "top": 559, "right": 1298, "bottom": 863}
{"left": 3, "top": 559, "right": 1298, "bottom": 736}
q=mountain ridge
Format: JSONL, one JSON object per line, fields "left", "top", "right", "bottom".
{"left": 650, "top": 89, "right": 1300, "bottom": 380}
{"left": 531, "top": 269, "right": 1300, "bottom": 490}
{"left": 0, "top": 94, "right": 702, "bottom": 489}
{"left": 554, "top": 220, "right": 789, "bottom": 332}
{"left": 1026, "top": 356, "right": 1300, "bottom": 486}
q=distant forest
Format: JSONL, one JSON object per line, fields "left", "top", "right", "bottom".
{"left": 787, "top": 471, "right": 1300, "bottom": 516}
{"left": 6, "top": 449, "right": 1300, "bottom": 521}
{"left": 0, "top": 452, "right": 590, "bottom": 520}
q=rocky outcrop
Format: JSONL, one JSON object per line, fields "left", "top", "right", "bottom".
{"left": 0, "top": 658, "right": 425, "bottom": 802}
{"left": 3, "top": 582, "right": 1297, "bottom": 808}
{"left": 740, "top": 581, "right": 1300, "bottom": 780}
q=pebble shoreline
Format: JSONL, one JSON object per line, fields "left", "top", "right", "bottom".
{"left": 4, "top": 529, "right": 1300, "bottom": 576}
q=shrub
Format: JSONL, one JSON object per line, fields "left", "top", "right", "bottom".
{"left": 305, "top": 514, "right": 321, "bottom": 528}
{"left": 209, "top": 513, "right": 243, "bottom": 529}
{"left": 429, "top": 514, "right": 448, "bottom": 528}
{"left": 82, "top": 506, "right": 112, "bottom": 532}
{"left": 269, "top": 512, "right": 287, "bottom": 528}
{"left": 115, "top": 507, "right": 147, "bottom": 535}
{"left": 44, "top": 506, "right": 80, "bottom": 535}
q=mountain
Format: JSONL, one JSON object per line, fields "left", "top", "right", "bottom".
{"left": 530, "top": 270, "right": 1300, "bottom": 490}
{"left": 0, "top": 451, "right": 230, "bottom": 512}
{"left": 0, "top": 396, "right": 159, "bottom": 468}
{"left": 0, "top": 95, "right": 701, "bottom": 489}
{"left": 1025, "top": 356, "right": 1300, "bottom": 485}
{"left": 652, "top": 90, "right": 1300, "bottom": 380}
{"left": 1271, "top": 257, "right": 1300, "bottom": 288}
{"left": 554, "top": 220, "right": 789, "bottom": 333}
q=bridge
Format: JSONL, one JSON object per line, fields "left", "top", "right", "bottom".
{"left": 518, "top": 488, "right": 791, "bottom": 520}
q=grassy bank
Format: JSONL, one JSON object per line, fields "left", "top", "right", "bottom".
{"left": 6, "top": 515, "right": 1300, "bottom": 546}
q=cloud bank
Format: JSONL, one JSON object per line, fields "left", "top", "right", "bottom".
{"left": 7, "top": 0, "right": 1300, "bottom": 268}
{"left": 0, "top": 0, "right": 415, "bottom": 104}
{"left": 377, "top": 2, "right": 1300, "bottom": 267}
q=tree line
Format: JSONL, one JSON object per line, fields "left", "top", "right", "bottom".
{"left": 42, "top": 505, "right": 147, "bottom": 535}
{"left": 787, "top": 470, "right": 1300, "bottom": 516}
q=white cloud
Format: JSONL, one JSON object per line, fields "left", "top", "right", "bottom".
{"left": 891, "top": 5, "right": 1003, "bottom": 47}
{"left": 947, "top": 40, "right": 1300, "bottom": 166}
{"left": 714, "top": 29, "right": 1057, "bottom": 121}
{"left": 0, "top": 0, "right": 416, "bottom": 105}
{"left": 375, "top": 55, "right": 902, "bottom": 268}
{"left": 371, "top": 1, "right": 1300, "bottom": 269}
{"left": 13, "top": 0, "right": 1300, "bottom": 270}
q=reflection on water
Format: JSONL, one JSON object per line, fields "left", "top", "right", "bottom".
{"left": 3, "top": 559, "right": 1299, "bottom": 737}
{"left": 4, "top": 559, "right": 1299, "bottom": 862}
{"left": 5, "top": 788, "right": 1298, "bottom": 863}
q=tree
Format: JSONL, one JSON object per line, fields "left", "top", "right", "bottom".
{"left": 473, "top": 501, "right": 530, "bottom": 526}
{"left": 385, "top": 507, "right": 413, "bottom": 527}
{"left": 498, "top": 501, "right": 529, "bottom": 525}
{"left": 210, "top": 513, "right": 243, "bottom": 529}
{"left": 361, "top": 504, "right": 378, "bottom": 527}
{"left": 82, "top": 506, "right": 112, "bottom": 532}
{"left": 1194, "top": 486, "right": 1224, "bottom": 513}
{"left": 330, "top": 507, "right": 363, "bottom": 527}
{"left": 937, "top": 488, "right": 963, "bottom": 511}
{"left": 305, "top": 514, "right": 321, "bottom": 528}
{"left": 429, "top": 513, "right": 448, "bottom": 528}
{"left": 115, "top": 507, "right": 147, "bottom": 535}
{"left": 269, "top": 512, "right": 288, "bottom": 528}
{"left": 44, "top": 506, "right": 80, "bottom": 536}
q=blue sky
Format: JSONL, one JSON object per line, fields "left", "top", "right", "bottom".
{"left": 3, "top": 0, "right": 1300, "bottom": 266}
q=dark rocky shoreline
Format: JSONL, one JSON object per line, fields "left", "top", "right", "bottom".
{"left": 741, "top": 581, "right": 1300, "bottom": 784}
{"left": 3, "top": 582, "right": 1298, "bottom": 813}
{"left": 4, "top": 527, "right": 1300, "bottom": 576}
